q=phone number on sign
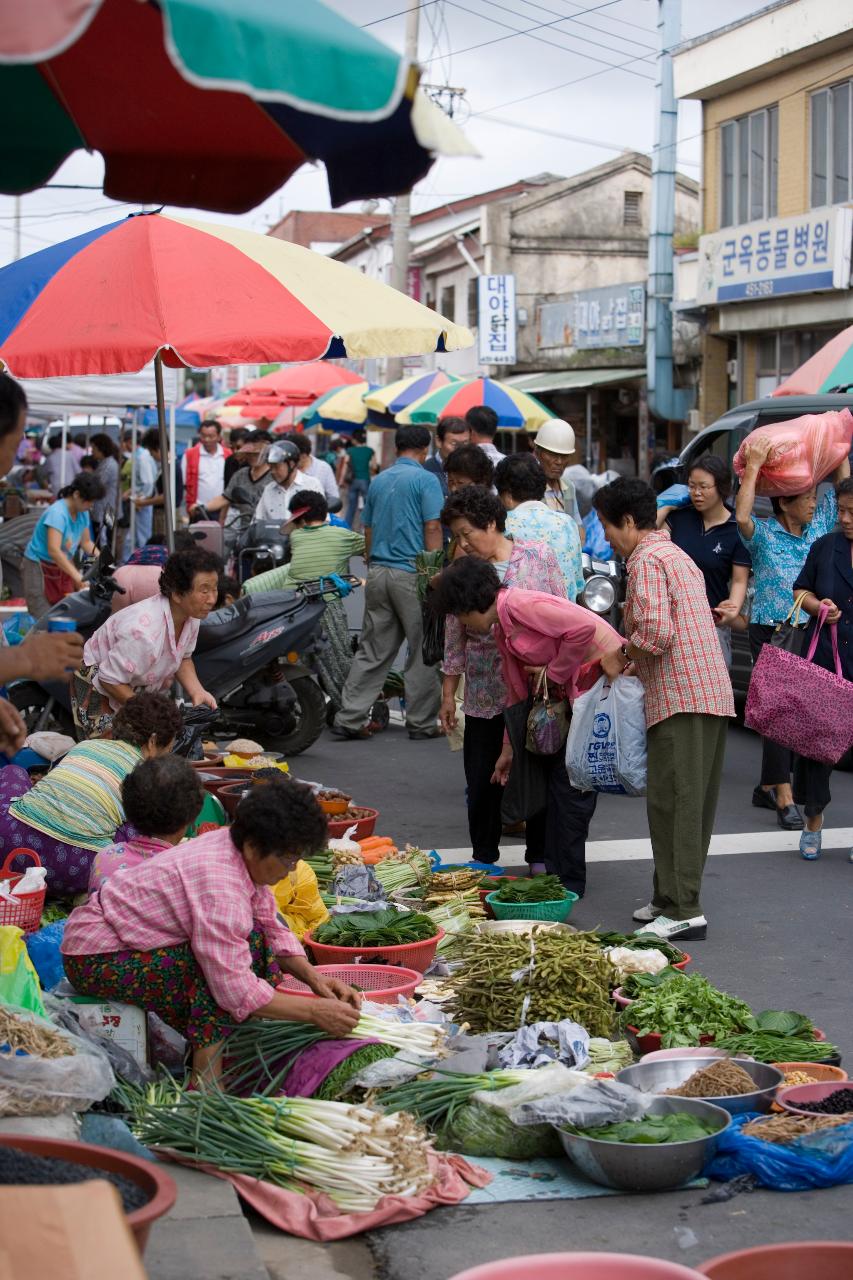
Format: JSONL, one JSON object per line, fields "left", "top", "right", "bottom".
{"left": 743, "top": 280, "right": 774, "bottom": 297}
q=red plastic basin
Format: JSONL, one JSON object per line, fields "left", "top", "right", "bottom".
{"left": 698, "top": 1242, "right": 853, "bottom": 1279}
{"left": 448, "top": 1253, "right": 707, "bottom": 1280}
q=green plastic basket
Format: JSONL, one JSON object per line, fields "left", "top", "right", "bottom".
{"left": 484, "top": 890, "right": 578, "bottom": 922}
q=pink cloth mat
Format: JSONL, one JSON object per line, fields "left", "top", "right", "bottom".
{"left": 160, "top": 1149, "right": 491, "bottom": 1240}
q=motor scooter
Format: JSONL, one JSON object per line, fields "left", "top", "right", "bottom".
{"left": 8, "top": 552, "right": 357, "bottom": 755}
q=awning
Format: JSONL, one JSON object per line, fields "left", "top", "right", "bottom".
{"left": 504, "top": 367, "right": 646, "bottom": 395}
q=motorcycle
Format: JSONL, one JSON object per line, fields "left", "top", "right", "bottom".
{"left": 8, "top": 552, "right": 357, "bottom": 756}
{"left": 578, "top": 552, "right": 624, "bottom": 631}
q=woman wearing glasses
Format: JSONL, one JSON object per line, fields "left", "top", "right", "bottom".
{"left": 657, "top": 454, "right": 751, "bottom": 669}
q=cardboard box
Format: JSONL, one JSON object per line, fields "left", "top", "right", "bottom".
{"left": 0, "top": 1182, "right": 148, "bottom": 1279}
{"left": 72, "top": 999, "right": 149, "bottom": 1067}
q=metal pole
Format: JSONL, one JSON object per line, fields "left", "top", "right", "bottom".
{"left": 13, "top": 197, "right": 21, "bottom": 262}
{"left": 585, "top": 392, "right": 593, "bottom": 472}
{"left": 59, "top": 413, "right": 68, "bottom": 491}
{"left": 128, "top": 421, "right": 137, "bottom": 551}
{"left": 169, "top": 403, "right": 176, "bottom": 534}
{"left": 154, "top": 353, "right": 175, "bottom": 551}
{"left": 385, "top": 0, "right": 420, "bottom": 385}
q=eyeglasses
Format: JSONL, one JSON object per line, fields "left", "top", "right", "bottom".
{"left": 688, "top": 482, "right": 716, "bottom": 493}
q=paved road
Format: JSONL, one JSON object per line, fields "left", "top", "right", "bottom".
{"left": 294, "top": 717, "right": 853, "bottom": 1275}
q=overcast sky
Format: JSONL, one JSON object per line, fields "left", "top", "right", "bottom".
{"left": 0, "top": 0, "right": 769, "bottom": 264}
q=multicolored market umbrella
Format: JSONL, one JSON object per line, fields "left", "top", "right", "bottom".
{"left": 297, "top": 381, "right": 375, "bottom": 434}
{"left": 363, "top": 369, "right": 463, "bottom": 417}
{"left": 395, "top": 376, "right": 555, "bottom": 431}
{"left": 227, "top": 363, "right": 364, "bottom": 411}
{"left": 0, "top": 211, "right": 471, "bottom": 543}
{"left": 0, "top": 0, "right": 475, "bottom": 212}
{"left": 773, "top": 325, "right": 853, "bottom": 396}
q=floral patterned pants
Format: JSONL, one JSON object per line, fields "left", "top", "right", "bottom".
{"left": 64, "top": 928, "right": 282, "bottom": 1048}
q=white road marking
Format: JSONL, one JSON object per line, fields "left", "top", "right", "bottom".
{"left": 432, "top": 827, "right": 853, "bottom": 864}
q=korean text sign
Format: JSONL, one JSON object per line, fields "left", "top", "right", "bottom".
{"left": 478, "top": 274, "right": 517, "bottom": 366}
{"left": 697, "top": 208, "right": 852, "bottom": 305}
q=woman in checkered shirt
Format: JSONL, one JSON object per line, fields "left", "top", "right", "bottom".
{"left": 596, "top": 477, "right": 734, "bottom": 945}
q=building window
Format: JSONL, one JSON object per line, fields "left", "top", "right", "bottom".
{"left": 623, "top": 191, "right": 642, "bottom": 225}
{"left": 811, "top": 80, "right": 852, "bottom": 207}
{"left": 439, "top": 286, "right": 455, "bottom": 323}
{"left": 468, "top": 277, "right": 479, "bottom": 329}
{"left": 720, "top": 106, "right": 778, "bottom": 227}
{"left": 755, "top": 328, "right": 840, "bottom": 396}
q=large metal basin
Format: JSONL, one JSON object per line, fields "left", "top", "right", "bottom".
{"left": 558, "top": 1095, "right": 730, "bottom": 1192}
{"left": 617, "top": 1056, "right": 782, "bottom": 1115}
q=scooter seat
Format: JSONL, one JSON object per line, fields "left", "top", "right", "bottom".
{"left": 195, "top": 590, "right": 306, "bottom": 652}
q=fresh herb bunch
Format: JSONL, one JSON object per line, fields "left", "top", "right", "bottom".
{"left": 565, "top": 1113, "right": 719, "bottom": 1144}
{"left": 714, "top": 1010, "right": 837, "bottom": 1063}
{"left": 495, "top": 875, "right": 568, "bottom": 903}
{"left": 313, "top": 909, "right": 437, "bottom": 947}
{"left": 594, "top": 931, "right": 686, "bottom": 966}
{"left": 620, "top": 972, "right": 752, "bottom": 1048}
{"left": 621, "top": 968, "right": 682, "bottom": 999}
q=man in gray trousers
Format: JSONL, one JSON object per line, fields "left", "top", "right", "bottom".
{"left": 331, "top": 425, "right": 444, "bottom": 741}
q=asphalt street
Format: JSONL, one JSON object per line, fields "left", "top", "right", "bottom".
{"left": 294, "top": 715, "right": 853, "bottom": 1276}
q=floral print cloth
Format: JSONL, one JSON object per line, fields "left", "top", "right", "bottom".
{"left": 88, "top": 834, "right": 170, "bottom": 893}
{"left": 82, "top": 593, "right": 199, "bottom": 709}
{"left": 505, "top": 501, "right": 585, "bottom": 600}
{"left": 442, "top": 540, "right": 566, "bottom": 718}
{"left": 740, "top": 489, "right": 838, "bottom": 625}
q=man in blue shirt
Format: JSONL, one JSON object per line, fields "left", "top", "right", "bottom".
{"left": 423, "top": 415, "right": 470, "bottom": 497}
{"left": 332, "top": 426, "right": 444, "bottom": 741}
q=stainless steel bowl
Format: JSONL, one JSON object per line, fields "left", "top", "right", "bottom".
{"left": 558, "top": 1095, "right": 730, "bottom": 1192}
{"left": 616, "top": 1056, "right": 783, "bottom": 1115}
{"left": 475, "top": 920, "right": 578, "bottom": 937}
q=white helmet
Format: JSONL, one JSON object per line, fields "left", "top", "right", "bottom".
{"left": 535, "top": 418, "right": 576, "bottom": 454}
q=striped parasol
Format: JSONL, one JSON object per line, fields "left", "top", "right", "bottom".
{"left": 394, "top": 375, "right": 554, "bottom": 430}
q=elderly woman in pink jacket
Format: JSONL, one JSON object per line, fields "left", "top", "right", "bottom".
{"left": 430, "top": 555, "right": 623, "bottom": 898}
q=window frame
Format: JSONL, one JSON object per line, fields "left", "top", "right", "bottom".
{"left": 623, "top": 190, "right": 642, "bottom": 226}
{"left": 810, "top": 79, "right": 853, "bottom": 209}
{"left": 719, "top": 105, "right": 778, "bottom": 228}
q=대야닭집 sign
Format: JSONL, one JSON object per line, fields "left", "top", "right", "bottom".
{"left": 478, "top": 274, "right": 517, "bottom": 366}
{"left": 696, "top": 207, "right": 853, "bottom": 305}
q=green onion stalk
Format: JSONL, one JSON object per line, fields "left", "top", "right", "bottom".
{"left": 119, "top": 1080, "right": 432, "bottom": 1212}
{"left": 377, "top": 1068, "right": 529, "bottom": 1128}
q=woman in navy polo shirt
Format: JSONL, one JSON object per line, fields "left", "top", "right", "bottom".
{"left": 657, "top": 454, "right": 751, "bottom": 669}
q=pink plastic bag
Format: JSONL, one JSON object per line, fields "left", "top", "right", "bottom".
{"left": 745, "top": 606, "right": 853, "bottom": 765}
{"left": 733, "top": 408, "right": 853, "bottom": 497}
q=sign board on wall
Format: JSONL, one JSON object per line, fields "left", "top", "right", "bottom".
{"left": 697, "top": 207, "right": 853, "bottom": 305}
{"left": 538, "top": 283, "right": 645, "bottom": 350}
{"left": 478, "top": 274, "right": 517, "bottom": 365}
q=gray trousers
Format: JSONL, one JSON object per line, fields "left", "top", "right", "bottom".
{"left": 22, "top": 557, "right": 51, "bottom": 620}
{"left": 335, "top": 564, "right": 440, "bottom": 734}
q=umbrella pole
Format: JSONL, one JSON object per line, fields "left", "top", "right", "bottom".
{"left": 154, "top": 353, "right": 175, "bottom": 551}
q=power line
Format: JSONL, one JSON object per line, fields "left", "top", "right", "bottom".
{"left": 471, "top": 37, "right": 658, "bottom": 117}
{"left": 362, "top": 1, "right": 438, "bottom": 27}
{"left": 525, "top": 0, "right": 657, "bottom": 37}
{"left": 437, "top": 0, "right": 655, "bottom": 78}
{"left": 502, "top": 0, "right": 657, "bottom": 56}
{"left": 472, "top": 112, "right": 701, "bottom": 167}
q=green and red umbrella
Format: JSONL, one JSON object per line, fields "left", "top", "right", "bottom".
{"left": 0, "top": 0, "right": 475, "bottom": 212}
{"left": 773, "top": 325, "right": 853, "bottom": 396}
{"left": 394, "top": 375, "right": 555, "bottom": 431}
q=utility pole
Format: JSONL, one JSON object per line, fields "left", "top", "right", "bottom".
{"left": 385, "top": 0, "right": 420, "bottom": 385}
{"left": 13, "top": 197, "right": 21, "bottom": 262}
{"left": 645, "top": 0, "right": 692, "bottom": 477}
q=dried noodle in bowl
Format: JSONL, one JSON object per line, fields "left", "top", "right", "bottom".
{"left": 666, "top": 1059, "right": 757, "bottom": 1098}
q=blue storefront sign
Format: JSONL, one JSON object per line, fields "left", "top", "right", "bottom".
{"left": 697, "top": 207, "right": 853, "bottom": 305}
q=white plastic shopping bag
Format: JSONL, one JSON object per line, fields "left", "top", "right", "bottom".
{"left": 566, "top": 675, "right": 647, "bottom": 796}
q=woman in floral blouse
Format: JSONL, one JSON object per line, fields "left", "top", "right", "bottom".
{"left": 438, "top": 485, "right": 566, "bottom": 867}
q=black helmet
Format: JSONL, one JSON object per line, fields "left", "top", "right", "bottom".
{"left": 267, "top": 441, "right": 300, "bottom": 466}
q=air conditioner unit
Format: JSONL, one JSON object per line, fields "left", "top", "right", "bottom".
{"left": 687, "top": 409, "right": 702, "bottom": 433}
{"left": 726, "top": 359, "right": 739, "bottom": 382}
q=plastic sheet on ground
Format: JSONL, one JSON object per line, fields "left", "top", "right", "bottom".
{"left": 160, "top": 1149, "right": 491, "bottom": 1240}
{"left": 498, "top": 1021, "right": 590, "bottom": 1070}
{"left": 510, "top": 1079, "right": 648, "bottom": 1130}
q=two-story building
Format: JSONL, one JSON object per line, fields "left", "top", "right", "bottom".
{"left": 674, "top": 0, "right": 853, "bottom": 425}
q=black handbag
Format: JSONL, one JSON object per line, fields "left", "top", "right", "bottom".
{"left": 770, "top": 591, "right": 810, "bottom": 657}
{"left": 421, "top": 600, "right": 445, "bottom": 667}
{"left": 500, "top": 697, "right": 549, "bottom": 827}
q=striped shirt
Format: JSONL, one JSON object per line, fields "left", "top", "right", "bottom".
{"left": 244, "top": 523, "right": 365, "bottom": 594}
{"left": 624, "top": 531, "right": 735, "bottom": 728}
{"left": 62, "top": 827, "right": 303, "bottom": 1022}
{"left": 10, "top": 739, "right": 142, "bottom": 852}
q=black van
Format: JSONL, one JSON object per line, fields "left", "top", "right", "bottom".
{"left": 677, "top": 393, "right": 853, "bottom": 704}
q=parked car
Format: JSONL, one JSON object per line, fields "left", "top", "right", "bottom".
{"left": 678, "top": 393, "right": 853, "bottom": 715}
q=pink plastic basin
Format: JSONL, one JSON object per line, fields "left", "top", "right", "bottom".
{"left": 449, "top": 1254, "right": 706, "bottom": 1280}
{"left": 642, "top": 1047, "right": 754, "bottom": 1065}
{"left": 698, "top": 1242, "right": 853, "bottom": 1279}
{"left": 777, "top": 1080, "right": 853, "bottom": 1116}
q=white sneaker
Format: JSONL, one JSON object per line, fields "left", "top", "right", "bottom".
{"left": 632, "top": 902, "right": 663, "bottom": 923}
{"left": 634, "top": 914, "right": 707, "bottom": 941}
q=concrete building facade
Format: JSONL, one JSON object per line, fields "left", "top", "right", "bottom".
{"left": 674, "top": 0, "right": 853, "bottom": 425}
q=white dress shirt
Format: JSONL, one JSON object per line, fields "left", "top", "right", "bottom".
{"left": 477, "top": 441, "right": 505, "bottom": 464}
{"left": 254, "top": 472, "right": 324, "bottom": 523}
{"left": 306, "top": 456, "right": 340, "bottom": 503}
{"left": 181, "top": 443, "right": 227, "bottom": 506}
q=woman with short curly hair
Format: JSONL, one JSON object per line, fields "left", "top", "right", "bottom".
{"left": 2, "top": 692, "right": 181, "bottom": 894}
{"left": 73, "top": 546, "right": 220, "bottom": 736}
{"left": 64, "top": 781, "right": 362, "bottom": 1083}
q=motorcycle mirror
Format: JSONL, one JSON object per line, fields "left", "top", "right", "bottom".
{"left": 327, "top": 498, "right": 343, "bottom": 514}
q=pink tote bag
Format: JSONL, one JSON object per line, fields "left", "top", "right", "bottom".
{"left": 745, "top": 605, "right": 853, "bottom": 766}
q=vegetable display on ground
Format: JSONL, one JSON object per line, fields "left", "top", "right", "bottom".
{"left": 620, "top": 972, "right": 752, "bottom": 1048}
{"left": 313, "top": 909, "right": 437, "bottom": 947}
{"left": 494, "top": 875, "right": 568, "bottom": 903}
{"left": 665, "top": 1059, "right": 757, "bottom": 1098}
{"left": 564, "top": 1113, "right": 720, "bottom": 1144}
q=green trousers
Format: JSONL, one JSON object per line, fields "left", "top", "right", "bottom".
{"left": 646, "top": 713, "right": 728, "bottom": 921}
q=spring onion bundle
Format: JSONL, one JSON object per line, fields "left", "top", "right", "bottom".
{"left": 121, "top": 1081, "right": 432, "bottom": 1211}
{"left": 378, "top": 1068, "right": 529, "bottom": 1127}
{"left": 312, "top": 1044, "right": 398, "bottom": 1101}
{"left": 374, "top": 847, "right": 433, "bottom": 895}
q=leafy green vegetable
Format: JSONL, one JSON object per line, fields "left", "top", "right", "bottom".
{"left": 495, "top": 875, "right": 568, "bottom": 903}
{"left": 566, "top": 1113, "right": 719, "bottom": 1144}
{"left": 313, "top": 909, "right": 437, "bottom": 947}
{"left": 749, "top": 1010, "right": 813, "bottom": 1037}
{"left": 621, "top": 968, "right": 682, "bottom": 999}
{"left": 621, "top": 972, "right": 752, "bottom": 1048}
{"left": 594, "top": 931, "right": 686, "bottom": 966}
{"left": 312, "top": 1044, "right": 397, "bottom": 1101}
{"left": 435, "top": 1101, "right": 562, "bottom": 1159}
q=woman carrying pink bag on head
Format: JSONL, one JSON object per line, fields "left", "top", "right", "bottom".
{"left": 790, "top": 476, "right": 853, "bottom": 861}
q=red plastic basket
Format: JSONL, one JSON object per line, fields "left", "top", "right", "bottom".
{"left": 0, "top": 849, "right": 45, "bottom": 934}
{"left": 277, "top": 964, "right": 421, "bottom": 1004}
{"left": 303, "top": 928, "right": 444, "bottom": 974}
